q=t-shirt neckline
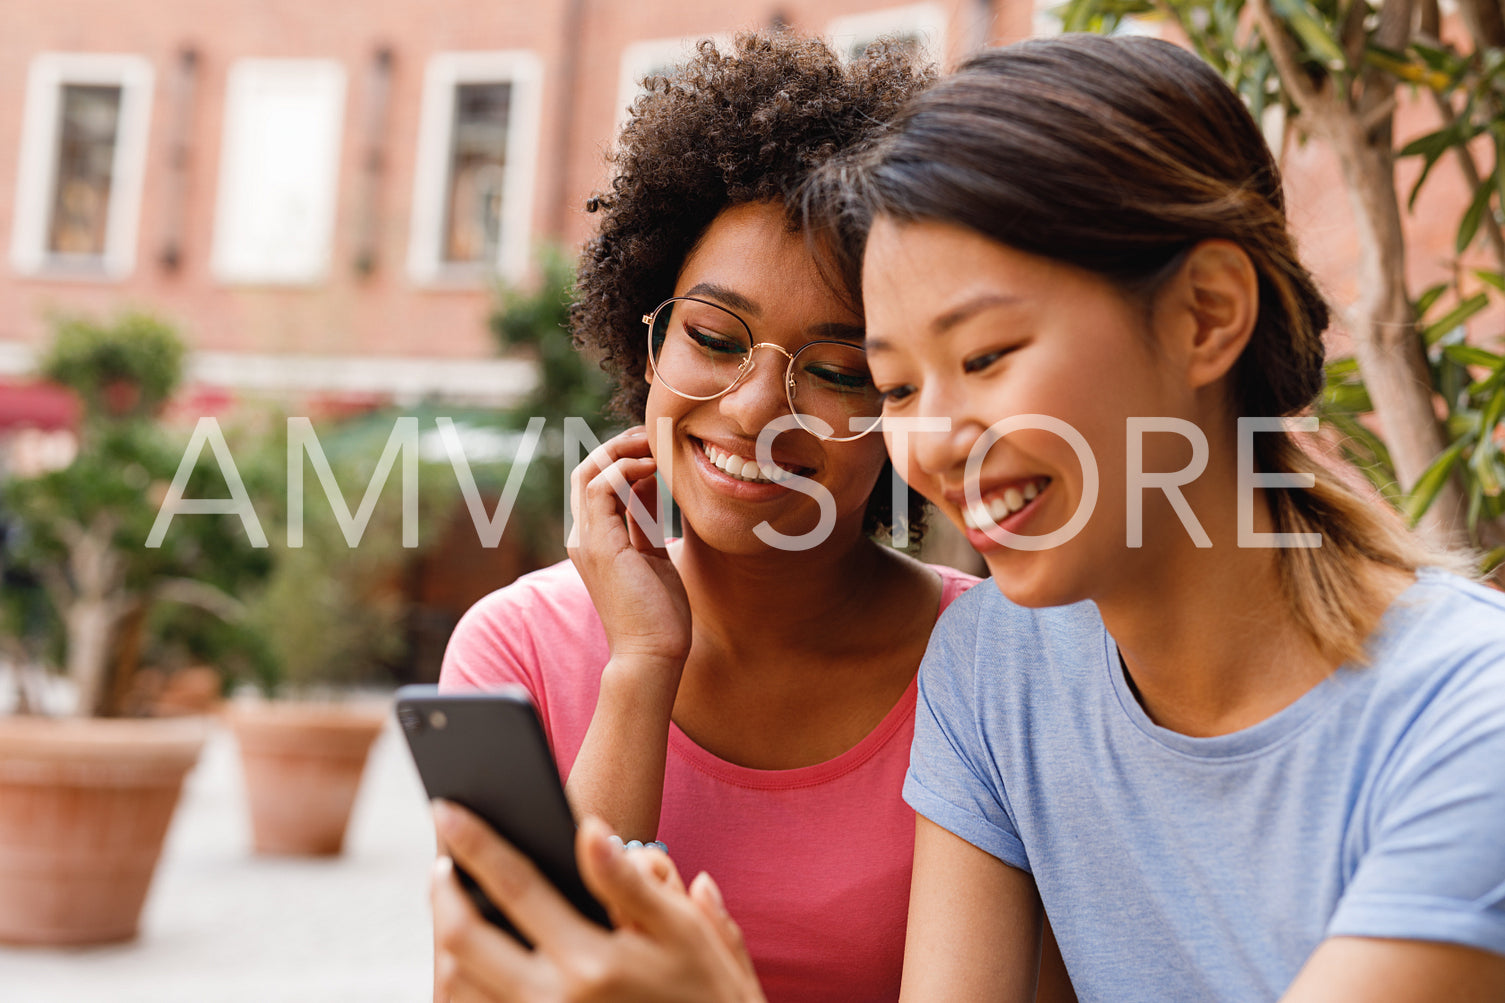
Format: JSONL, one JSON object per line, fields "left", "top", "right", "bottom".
{"left": 667, "top": 675, "right": 918, "bottom": 790}
{"left": 1100, "top": 571, "right": 1441, "bottom": 760}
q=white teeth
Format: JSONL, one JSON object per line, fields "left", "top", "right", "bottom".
{"left": 759, "top": 462, "right": 790, "bottom": 483}
{"left": 701, "top": 441, "right": 791, "bottom": 484}
{"left": 961, "top": 479, "right": 1048, "bottom": 530}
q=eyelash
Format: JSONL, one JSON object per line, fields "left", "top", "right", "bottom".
{"left": 964, "top": 347, "right": 1011, "bottom": 373}
{"left": 877, "top": 345, "right": 1015, "bottom": 409}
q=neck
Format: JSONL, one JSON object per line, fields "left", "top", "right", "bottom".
{"left": 672, "top": 519, "right": 896, "bottom": 651}
{"left": 1095, "top": 470, "right": 1338, "bottom": 736}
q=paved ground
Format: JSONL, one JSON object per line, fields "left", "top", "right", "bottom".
{"left": 0, "top": 715, "right": 437, "bottom": 1002}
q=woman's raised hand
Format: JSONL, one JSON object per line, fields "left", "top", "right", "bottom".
{"left": 431, "top": 801, "right": 765, "bottom": 1003}
{"left": 568, "top": 426, "right": 691, "bottom": 668}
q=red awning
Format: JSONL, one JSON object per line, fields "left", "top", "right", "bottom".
{"left": 0, "top": 382, "right": 80, "bottom": 432}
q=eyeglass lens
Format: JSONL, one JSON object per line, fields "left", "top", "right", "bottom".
{"left": 648, "top": 297, "right": 882, "bottom": 439}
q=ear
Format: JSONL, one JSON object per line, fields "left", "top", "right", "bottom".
{"left": 1155, "top": 240, "right": 1258, "bottom": 391}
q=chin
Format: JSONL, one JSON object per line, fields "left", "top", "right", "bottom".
{"left": 982, "top": 556, "right": 1085, "bottom": 610}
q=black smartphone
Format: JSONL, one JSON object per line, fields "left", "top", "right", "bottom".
{"left": 395, "top": 684, "right": 611, "bottom": 942}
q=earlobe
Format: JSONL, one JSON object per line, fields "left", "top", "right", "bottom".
{"left": 1168, "top": 239, "right": 1258, "bottom": 390}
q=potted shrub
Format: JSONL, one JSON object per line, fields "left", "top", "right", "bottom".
{"left": 224, "top": 420, "right": 424, "bottom": 857}
{"left": 0, "top": 313, "right": 264, "bottom": 945}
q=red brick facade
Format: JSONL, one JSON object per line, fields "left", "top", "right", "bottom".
{"left": 0, "top": 0, "right": 1013, "bottom": 400}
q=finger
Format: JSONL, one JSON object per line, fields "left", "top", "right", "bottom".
{"left": 570, "top": 427, "right": 651, "bottom": 497}
{"left": 434, "top": 801, "right": 605, "bottom": 958}
{"left": 569, "top": 428, "right": 651, "bottom": 532}
{"left": 624, "top": 844, "right": 685, "bottom": 895}
{"left": 689, "top": 871, "right": 757, "bottom": 980}
{"left": 431, "top": 854, "right": 539, "bottom": 1000}
{"left": 579, "top": 455, "right": 659, "bottom": 547}
{"left": 575, "top": 815, "right": 685, "bottom": 940}
{"left": 625, "top": 474, "right": 669, "bottom": 553}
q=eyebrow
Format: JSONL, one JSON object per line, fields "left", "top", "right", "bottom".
{"left": 867, "top": 292, "right": 1024, "bottom": 354}
{"left": 682, "top": 282, "right": 759, "bottom": 317}
{"left": 682, "top": 282, "right": 865, "bottom": 344}
{"left": 809, "top": 321, "right": 865, "bottom": 344}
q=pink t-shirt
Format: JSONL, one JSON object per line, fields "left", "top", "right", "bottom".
{"left": 440, "top": 558, "right": 977, "bottom": 1002}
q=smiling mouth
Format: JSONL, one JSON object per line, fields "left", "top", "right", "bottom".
{"left": 961, "top": 478, "right": 1051, "bottom": 531}
{"left": 698, "top": 439, "right": 803, "bottom": 485}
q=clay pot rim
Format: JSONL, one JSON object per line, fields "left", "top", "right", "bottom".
{"left": 0, "top": 714, "right": 209, "bottom": 766}
{"left": 223, "top": 698, "right": 391, "bottom": 735}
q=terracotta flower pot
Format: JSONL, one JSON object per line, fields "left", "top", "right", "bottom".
{"left": 226, "top": 701, "right": 388, "bottom": 856}
{"left": 0, "top": 715, "right": 207, "bottom": 946}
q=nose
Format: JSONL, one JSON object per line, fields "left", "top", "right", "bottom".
{"left": 908, "top": 386, "right": 985, "bottom": 480}
{"left": 718, "top": 343, "right": 795, "bottom": 434}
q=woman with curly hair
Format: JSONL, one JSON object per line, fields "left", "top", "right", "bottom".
{"left": 433, "top": 30, "right": 978, "bottom": 1002}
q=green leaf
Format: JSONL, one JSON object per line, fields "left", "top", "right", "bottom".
{"left": 1475, "top": 270, "right": 1505, "bottom": 293}
{"left": 1458, "top": 176, "right": 1496, "bottom": 254}
{"left": 1442, "top": 344, "right": 1505, "bottom": 370}
{"left": 1422, "top": 293, "right": 1491, "bottom": 345}
{"left": 1470, "top": 438, "right": 1503, "bottom": 497}
{"left": 1325, "top": 355, "right": 1361, "bottom": 380}
{"left": 1403, "top": 439, "right": 1468, "bottom": 524}
{"left": 1414, "top": 282, "right": 1450, "bottom": 319}
{"left": 1323, "top": 381, "right": 1374, "bottom": 412}
{"left": 1480, "top": 546, "right": 1505, "bottom": 575}
{"left": 1269, "top": 0, "right": 1347, "bottom": 68}
{"left": 1401, "top": 120, "right": 1480, "bottom": 209}
{"left": 1480, "top": 379, "right": 1505, "bottom": 435}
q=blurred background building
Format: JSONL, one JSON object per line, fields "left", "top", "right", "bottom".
{"left": 0, "top": 0, "right": 1046, "bottom": 685}
{"left": 0, "top": 0, "right": 1472, "bottom": 685}
{"left": 0, "top": 0, "right": 1033, "bottom": 416}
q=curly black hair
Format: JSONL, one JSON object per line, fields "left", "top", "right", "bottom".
{"left": 570, "top": 30, "right": 934, "bottom": 545}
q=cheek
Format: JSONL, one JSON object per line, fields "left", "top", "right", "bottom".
{"left": 850, "top": 437, "right": 891, "bottom": 492}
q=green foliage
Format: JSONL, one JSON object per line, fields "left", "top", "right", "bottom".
{"left": 490, "top": 246, "right": 613, "bottom": 426}
{"left": 486, "top": 248, "right": 619, "bottom": 561}
{"left": 40, "top": 312, "right": 186, "bottom": 421}
{"left": 223, "top": 410, "right": 457, "bottom": 696}
{"left": 1321, "top": 275, "right": 1505, "bottom": 534}
{"left": 1061, "top": 0, "right": 1505, "bottom": 562}
{"left": 1, "top": 314, "right": 269, "bottom": 714}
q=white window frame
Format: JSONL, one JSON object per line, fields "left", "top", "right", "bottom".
{"left": 407, "top": 51, "right": 542, "bottom": 286}
{"left": 826, "top": 4, "right": 948, "bottom": 67}
{"left": 614, "top": 35, "right": 732, "bottom": 133}
{"left": 210, "top": 58, "right": 347, "bottom": 285}
{"left": 10, "top": 53, "right": 154, "bottom": 280}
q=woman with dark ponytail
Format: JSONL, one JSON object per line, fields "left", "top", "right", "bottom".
{"left": 816, "top": 32, "right": 1505, "bottom": 1001}
{"left": 431, "top": 34, "right": 1505, "bottom": 1003}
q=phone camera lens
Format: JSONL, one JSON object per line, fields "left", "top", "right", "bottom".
{"left": 428, "top": 710, "right": 448, "bottom": 730}
{"left": 397, "top": 707, "right": 423, "bottom": 733}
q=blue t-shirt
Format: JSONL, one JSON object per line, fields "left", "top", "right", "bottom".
{"left": 905, "top": 569, "right": 1505, "bottom": 1001}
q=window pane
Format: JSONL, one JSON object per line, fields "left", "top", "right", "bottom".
{"left": 47, "top": 84, "right": 121, "bottom": 257}
{"left": 442, "top": 82, "right": 511, "bottom": 265}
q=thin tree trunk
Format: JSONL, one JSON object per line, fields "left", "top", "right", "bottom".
{"left": 1334, "top": 119, "right": 1473, "bottom": 548}
{"left": 64, "top": 514, "right": 129, "bottom": 716}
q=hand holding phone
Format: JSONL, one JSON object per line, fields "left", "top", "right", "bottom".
{"left": 395, "top": 685, "right": 610, "bottom": 941}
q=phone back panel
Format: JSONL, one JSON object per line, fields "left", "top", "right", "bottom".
{"left": 396, "top": 685, "right": 609, "bottom": 931}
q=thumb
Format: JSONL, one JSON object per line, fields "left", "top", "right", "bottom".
{"left": 689, "top": 870, "right": 756, "bottom": 980}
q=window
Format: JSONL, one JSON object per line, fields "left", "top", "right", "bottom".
{"left": 11, "top": 54, "right": 153, "bottom": 278}
{"left": 826, "top": 4, "right": 947, "bottom": 66}
{"left": 211, "top": 59, "right": 346, "bottom": 284}
{"left": 408, "top": 52, "right": 542, "bottom": 285}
